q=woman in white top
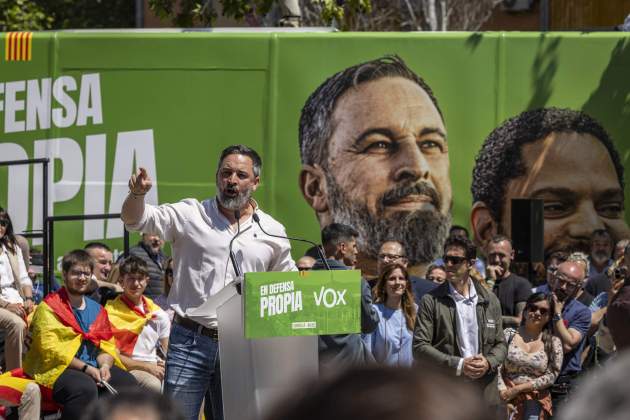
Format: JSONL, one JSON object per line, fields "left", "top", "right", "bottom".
{"left": 0, "top": 207, "right": 34, "bottom": 370}
{"left": 363, "top": 262, "right": 417, "bottom": 367}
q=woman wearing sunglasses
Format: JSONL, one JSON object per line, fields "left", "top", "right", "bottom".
{"left": 498, "top": 292, "right": 563, "bottom": 419}
{"left": 362, "top": 262, "right": 416, "bottom": 367}
{"left": 0, "top": 207, "right": 35, "bottom": 370}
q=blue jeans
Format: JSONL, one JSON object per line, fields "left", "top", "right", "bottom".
{"left": 165, "top": 323, "right": 223, "bottom": 420}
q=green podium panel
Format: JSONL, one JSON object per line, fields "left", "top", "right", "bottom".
{"left": 244, "top": 270, "right": 361, "bottom": 339}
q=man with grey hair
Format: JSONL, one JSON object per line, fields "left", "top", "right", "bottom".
{"left": 121, "top": 144, "right": 297, "bottom": 420}
{"left": 549, "top": 257, "right": 592, "bottom": 412}
{"left": 298, "top": 55, "right": 452, "bottom": 278}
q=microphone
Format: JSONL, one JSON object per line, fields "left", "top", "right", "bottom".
{"left": 252, "top": 212, "right": 331, "bottom": 271}
{"left": 228, "top": 209, "right": 244, "bottom": 280}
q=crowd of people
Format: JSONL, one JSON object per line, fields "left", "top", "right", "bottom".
{"left": 0, "top": 142, "right": 629, "bottom": 420}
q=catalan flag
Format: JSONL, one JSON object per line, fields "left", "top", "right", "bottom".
{"left": 106, "top": 295, "right": 161, "bottom": 356}
{"left": 23, "top": 288, "right": 123, "bottom": 389}
{"left": 0, "top": 369, "right": 60, "bottom": 412}
{"left": 4, "top": 32, "right": 33, "bottom": 62}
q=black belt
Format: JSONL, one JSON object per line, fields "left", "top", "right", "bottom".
{"left": 174, "top": 314, "right": 219, "bottom": 340}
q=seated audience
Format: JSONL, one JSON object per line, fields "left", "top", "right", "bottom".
{"left": 425, "top": 263, "right": 446, "bottom": 285}
{"left": 106, "top": 256, "right": 170, "bottom": 392}
{"left": 0, "top": 207, "right": 34, "bottom": 370}
{"left": 498, "top": 293, "right": 563, "bottom": 419}
{"left": 363, "top": 263, "right": 416, "bottom": 367}
{"left": 23, "top": 249, "right": 136, "bottom": 420}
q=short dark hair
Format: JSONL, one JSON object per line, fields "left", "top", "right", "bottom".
{"left": 591, "top": 228, "right": 613, "bottom": 244}
{"left": 427, "top": 263, "right": 446, "bottom": 275}
{"left": 62, "top": 249, "right": 94, "bottom": 273}
{"left": 321, "top": 223, "right": 359, "bottom": 249}
{"left": 471, "top": 107, "right": 624, "bottom": 223}
{"left": 217, "top": 144, "right": 262, "bottom": 177}
{"left": 80, "top": 388, "right": 184, "bottom": 420}
{"left": 489, "top": 234, "right": 513, "bottom": 247}
{"left": 299, "top": 55, "right": 443, "bottom": 168}
{"left": 84, "top": 242, "right": 112, "bottom": 252}
{"left": 449, "top": 225, "right": 469, "bottom": 238}
{"left": 443, "top": 236, "right": 476, "bottom": 260}
{"left": 118, "top": 255, "right": 149, "bottom": 278}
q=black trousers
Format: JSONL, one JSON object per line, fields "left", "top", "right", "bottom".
{"left": 52, "top": 366, "right": 137, "bottom": 420}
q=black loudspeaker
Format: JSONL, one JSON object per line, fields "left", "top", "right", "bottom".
{"left": 511, "top": 198, "right": 544, "bottom": 263}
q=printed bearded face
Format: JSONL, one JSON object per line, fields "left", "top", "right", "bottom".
{"left": 324, "top": 77, "right": 452, "bottom": 266}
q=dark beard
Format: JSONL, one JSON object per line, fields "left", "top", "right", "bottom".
{"left": 326, "top": 175, "right": 451, "bottom": 265}
{"left": 217, "top": 187, "right": 252, "bottom": 211}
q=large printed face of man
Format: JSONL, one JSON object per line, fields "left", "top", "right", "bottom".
{"left": 472, "top": 131, "right": 630, "bottom": 256}
{"left": 301, "top": 77, "right": 452, "bottom": 274}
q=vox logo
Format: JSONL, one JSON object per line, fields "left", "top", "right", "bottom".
{"left": 313, "top": 287, "right": 347, "bottom": 308}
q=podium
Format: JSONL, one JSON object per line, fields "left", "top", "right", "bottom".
{"left": 215, "top": 283, "right": 319, "bottom": 420}
{"left": 207, "top": 269, "right": 361, "bottom": 420}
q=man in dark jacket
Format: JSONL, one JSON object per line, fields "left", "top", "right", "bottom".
{"left": 413, "top": 236, "right": 506, "bottom": 406}
{"left": 124, "top": 233, "right": 167, "bottom": 299}
{"left": 315, "top": 223, "right": 379, "bottom": 371}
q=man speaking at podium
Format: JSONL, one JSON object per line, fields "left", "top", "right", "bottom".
{"left": 121, "top": 144, "right": 297, "bottom": 420}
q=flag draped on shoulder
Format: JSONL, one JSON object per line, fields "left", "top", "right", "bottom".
{"left": 0, "top": 369, "right": 60, "bottom": 412}
{"left": 23, "top": 288, "right": 123, "bottom": 388}
{"left": 106, "top": 295, "right": 160, "bottom": 355}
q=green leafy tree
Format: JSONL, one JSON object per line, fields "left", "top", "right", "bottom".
{"left": 1, "top": 0, "right": 134, "bottom": 31}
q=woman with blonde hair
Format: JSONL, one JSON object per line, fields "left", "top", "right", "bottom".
{"left": 362, "top": 262, "right": 416, "bottom": 366}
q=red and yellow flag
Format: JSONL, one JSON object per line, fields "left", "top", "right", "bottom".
{"left": 23, "top": 288, "right": 123, "bottom": 388}
{"left": 0, "top": 369, "right": 60, "bottom": 412}
{"left": 106, "top": 295, "right": 161, "bottom": 356}
{"left": 4, "top": 32, "right": 33, "bottom": 62}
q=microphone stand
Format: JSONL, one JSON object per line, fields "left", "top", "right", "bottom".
{"left": 229, "top": 209, "right": 244, "bottom": 280}
{"left": 252, "top": 212, "right": 330, "bottom": 271}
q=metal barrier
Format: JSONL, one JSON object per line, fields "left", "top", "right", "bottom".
{"left": 45, "top": 214, "right": 130, "bottom": 295}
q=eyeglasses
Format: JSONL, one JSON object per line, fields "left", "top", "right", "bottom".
{"left": 165, "top": 269, "right": 173, "bottom": 276}
{"left": 69, "top": 269, "right": 92, "bottom": 279}
{"left": 378, "top": 253, "right": 405, "bottom": 262}
{"left": 526, "top": 304, "right": 550, "bottom": 316}
{"left": 554, "top": 272, "right": 581, "bottom": 290}
{"left": 443, "top": 255, "right": 467, "bottom": 266}
{"left": 0, "top": 219, "right": 9, "bottom": 228}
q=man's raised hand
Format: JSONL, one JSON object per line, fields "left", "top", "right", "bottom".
{"left": 129, "top": 167, "right": 152, "bottom": 196}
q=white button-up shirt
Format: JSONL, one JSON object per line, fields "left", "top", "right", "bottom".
{"left": 0, "top": 245, "right": 32, "bottom": 304}
{"left": 449, "top": 279, "right": 479, "bottom": 375}
{"left": 126, "top": 197, "right": 297, "bottom": 328}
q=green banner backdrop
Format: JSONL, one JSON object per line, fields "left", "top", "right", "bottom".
{"left": 1, "top": 31, "right": 629, "bottom": 274}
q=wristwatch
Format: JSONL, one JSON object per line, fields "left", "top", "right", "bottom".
{"left": 81, "top": 364, "right": 89, "bottom": 372}
{"left": 552, "top": 313, "right": 562, "bottom": 323}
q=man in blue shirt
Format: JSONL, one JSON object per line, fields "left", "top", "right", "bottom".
{"left": 549, "top": 258, "right": 592, "bottom": 412}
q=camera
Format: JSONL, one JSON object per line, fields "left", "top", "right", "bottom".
{"left": 614, "top": 266, "right": 628, "bottom": 280}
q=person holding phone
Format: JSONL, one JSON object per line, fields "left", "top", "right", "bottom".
{"left": 498, "top": 293, "right": 563, "bottom": 419}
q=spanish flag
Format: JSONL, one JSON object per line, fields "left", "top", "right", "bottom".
{"left": 0, "top": 369, "right": 60, "bottom": 412}
{"left": 23, "top": 288, "right": 123, "bottom": 389}
{"left": 106, "top": 295, "right": 161, "bottom": 356}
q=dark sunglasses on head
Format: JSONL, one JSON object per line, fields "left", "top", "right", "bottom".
{"left": 165, "top": 269, "right": 173, "bottom": 276}
{"left": 527, "top": 304, "right": 550, "bottom": 316}
{"left": 443, "top": 255, "right": 467, "bottom": 265}
{"left": 0, "top": 219, "right": 9, "bottom": 228}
